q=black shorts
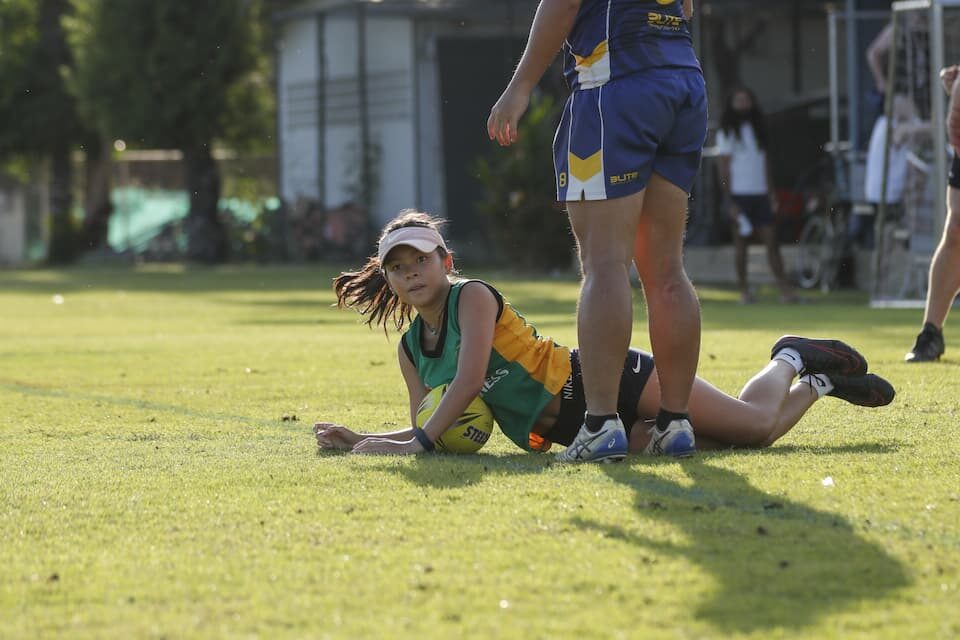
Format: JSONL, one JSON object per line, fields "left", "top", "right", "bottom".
{"left": 732, "top": 194, "right": 775, "bottom": 229}
{"left": 546, "top": 348, "right": 655, "bottom": 447}
{"left": 950, "top": 154, "right": 960, "bottom": 190}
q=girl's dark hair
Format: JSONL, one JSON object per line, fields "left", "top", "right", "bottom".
{"left": 719, "top": 86, "right": 768, "bottom": 150}
{"left": 333, "top": 209, "right": 450, "bottom": 333}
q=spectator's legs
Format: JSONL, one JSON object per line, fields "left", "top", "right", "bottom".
{"left": 633, "top": 173, "right": 701, "bottom": 414}
{"left": 733, "top": 226, "right": 750, "bottom": 301}
{"left": 757, "top": 225, "right": 795, "bottom": 299}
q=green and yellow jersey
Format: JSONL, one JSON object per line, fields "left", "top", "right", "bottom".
{"left": 401, "top": 280, "right": 571, "bottom": 451}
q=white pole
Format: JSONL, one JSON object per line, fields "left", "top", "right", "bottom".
{"left": 931, "top": 0, "right": 948, "bottom": 241}
{"left": 846, "top": 0, "right": 859, "bottom": 150}
{"left": 828, "top": 8, "right": 840, "bottom": 152}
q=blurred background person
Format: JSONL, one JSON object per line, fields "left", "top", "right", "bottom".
{"left": 866, "top": 21, "right": 894, "bottom": 123}
{"left": 854, "top": 94, "right": 926, "bottom": 249}
{"left": 905, "top": 64, "right": 960, "bottom": 362}
{"left": 716, "top": 87, "right": 798, "bottom": 304}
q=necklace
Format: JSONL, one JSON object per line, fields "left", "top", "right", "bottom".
{"left": 423, "top": 310, "right": 444, "bottom": 337}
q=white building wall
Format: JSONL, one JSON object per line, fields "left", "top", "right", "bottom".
{"left": 366, "top": 18, "right": 416, "bottom": 227}
{"left": 322, "top": 15, "right": 359, "bottom": 210}
{"left": 279, "top": 18, "right": 321, "bottom": 201}
{"left": 323, "top": 124, "right": 360, "bottom": 207}
{"left": 371, "top": 120, "right": 416, "bottom": 225}
{"left": 0, "top": 186, "right": 25, "bottom": 265}
{"left": 323, "top": 15, "right": 416, "bottom": 227}
{"left": 415, "top": 25, "right": 446, "bottom": 219}
{"left": 323, "top": 14, "right": 359, "bottom": 78}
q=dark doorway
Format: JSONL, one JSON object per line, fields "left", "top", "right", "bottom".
{"left": 436, "top": 36, "right": 526, "bottom": 261}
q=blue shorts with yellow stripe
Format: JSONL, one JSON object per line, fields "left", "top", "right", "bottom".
{"left": 553, "top": 67, "right": 707, "bottom": 201}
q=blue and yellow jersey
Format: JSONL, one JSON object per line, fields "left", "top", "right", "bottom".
{"left": 401, "top": 280, "right": 571, "bottom": 451}
{"left": 563, "top": 0, "right": 700, "bottom": 91}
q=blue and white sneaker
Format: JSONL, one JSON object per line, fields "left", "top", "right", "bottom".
{"left": 643, "top": 419, "right": 696, "bottom": 458}
{"left": 555, "top": 418, "right": 628, "bottom": 463}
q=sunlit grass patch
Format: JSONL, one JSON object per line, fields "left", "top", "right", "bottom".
{"left": 0, "top": 266, "right": 957, "bottom": 639}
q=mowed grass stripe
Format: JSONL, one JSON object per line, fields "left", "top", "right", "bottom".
{"left": 0, "top": 266, "right": 958, "bottom": 639}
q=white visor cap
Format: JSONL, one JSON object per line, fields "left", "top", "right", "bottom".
{"left": 377, "top": 227, "right": 448, "bottom": 265}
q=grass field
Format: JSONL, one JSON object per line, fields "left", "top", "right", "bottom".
{"left": 1, "top": 265, "right": 958, "bottom": 639}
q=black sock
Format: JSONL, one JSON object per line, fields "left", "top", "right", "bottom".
{"left": 585, "top": 413, "right": 618, "bottom": 433}
{"left": 655, "top": 409, "right": 689, "bottom": 432}
{"left": 923, "top": 322, "right": 942, "bottom": 336}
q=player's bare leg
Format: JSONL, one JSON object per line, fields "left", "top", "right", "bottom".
{"left": 757, "top": 225, "right": 796, "bottom": 301}
{"left": 630, "top": 354, "right": 893, "bottom": 452}
{"left": 733, "top": 227, "right": 751, "bottom": 303}
{"left": 631, "top": 173, "right": 699, "bottom": 456}
{"left": 908, "top": 187, "right": 960, "bottom": 362}
{"left": 631, "top": 361, "right": 805, "bottom": 451}
{"left": 567, "top": 191, "right": 644, "bottom": 417}
{"left": 635, "top": 174, "right": 700, "bottom": 414}
{"left": 555, "top": 192, "right": 643, "bottom": 463}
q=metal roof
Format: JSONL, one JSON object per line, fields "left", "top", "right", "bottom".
{"left": 267, "top": 0, "right": 900, "bottom": 24}
{"left": 270, "top": 0, "right": 540, "bottom": 23}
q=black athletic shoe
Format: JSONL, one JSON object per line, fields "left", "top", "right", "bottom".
{"left": 826, "top": 373, "right": 896, "bottom": 407}
{"left": 771, "top": 336, "right": 868, "bottom": 376}
{"left": 904, "top": 323, "right": 945, "bottom": 363}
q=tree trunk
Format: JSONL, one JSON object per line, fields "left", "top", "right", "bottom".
{"left": 710, "top": 16, "right": 768, "bottom": 100}
{"left": 82, "top": 135, "right": 113, "bottom": 251}
{"left": 182, "top": 144, "right": 226, "bottom": 263}
{"left": 40, "top": 0, "right": 77, "bottom": 264}
{"left": 47, "top": 143, "right": 76, "bottom": 264}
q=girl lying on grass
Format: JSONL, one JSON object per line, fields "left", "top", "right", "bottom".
{"left": 315, "top": 211, "right": 894, "bottom": 461}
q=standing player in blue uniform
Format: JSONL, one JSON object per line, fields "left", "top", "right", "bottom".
{"left": 487, "top": 1, "right": 707, "bottom": 462}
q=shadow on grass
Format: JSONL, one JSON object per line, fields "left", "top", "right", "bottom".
{"left": 581, "top": 459, "right": 909, "bottom": 633}
{"left": 364, "top": 447, "right": 909, "bottom": 633}
{"left": 753, "top": 442, "right": 903, "bottom": 456}
{"left": 344, "top": 451, "right": 553, "bottom": 489}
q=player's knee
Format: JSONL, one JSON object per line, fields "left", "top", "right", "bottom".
{"left": 753, "top": 420, "right": 778, "bottom": 447}
{"left": 641, "top": 267, "right": 691, "bottom": 300}
{"left": 739, "top": 424, "right": 776, "bottom": 448}
{"left": 727, "top": 406, "right": 777, "bottom": 446}
{"left": 578, "top": 248, "right": 632, "bottom": 274}
{"left": 944, "top": 216, "right": 960, "bottom": 248}
{"left": 635, "top": 252, "right": 680, "bottom": 278}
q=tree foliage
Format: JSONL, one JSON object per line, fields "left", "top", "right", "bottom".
{"left": 0, "top": 0, "right": 83, "bottom": 156}
{"left": 474, "top": 95, "right": 573, "bottom": 270}
{"left": 66, "top": 0, "right": 271, "bottom": 262}
{"left": 0, "top": 0, "right": 85, "bottom": 263}
{"left": 67, "top": 0, "right": 263, "bottom": 149}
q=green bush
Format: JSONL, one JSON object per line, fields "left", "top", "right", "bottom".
{"left": 474, "top": 95, "right": 574, "bottom": 271}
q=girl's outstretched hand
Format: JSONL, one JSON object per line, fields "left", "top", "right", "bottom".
{"left": 314, "top": 423, "right": 363, "bottom": 450}
{"left": 351, "top": 437, "right": 424, "bottom": 456}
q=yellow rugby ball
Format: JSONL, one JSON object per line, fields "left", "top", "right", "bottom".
{"left": 416, "top": 384, "right": 494, "bottom": 453}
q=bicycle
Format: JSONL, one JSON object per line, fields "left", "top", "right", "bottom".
{"left": 794, "top": 144, "right": 859, "bottom": 292}
{"left": 795, "top": 199, "right": 855, "bottom": 292}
